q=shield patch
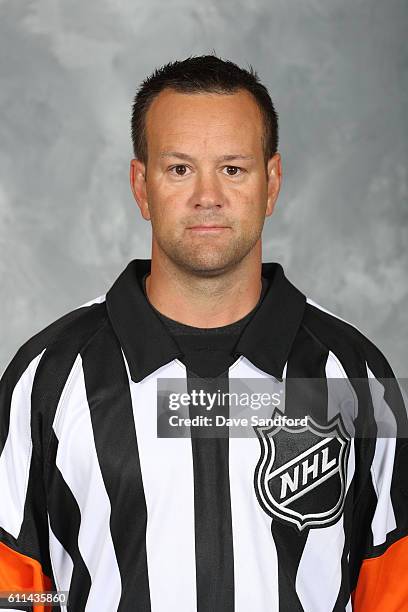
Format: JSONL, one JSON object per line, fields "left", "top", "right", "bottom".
{"left": 254, "top": 413, "right": 350, "bottom": 531}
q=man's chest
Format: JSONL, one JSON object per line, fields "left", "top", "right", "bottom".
{"left": 44, "top": 356, "right": 356, "bottom": 611}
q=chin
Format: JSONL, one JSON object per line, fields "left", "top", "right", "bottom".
{"left": 158, "top": 235, "right": 256, "bottom": 275}
{"left": 173, "top": 252, "right": 245, "bottom": 277}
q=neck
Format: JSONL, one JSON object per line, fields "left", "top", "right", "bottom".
{"left": 145, "top": 244, "right": 263, "bottom": 328}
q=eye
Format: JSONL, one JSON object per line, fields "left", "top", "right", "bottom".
{"left": 223, "top": 166, "right": 244, "bottom": 176}
{"left": 169, "top": 164, "right": 191, "bottom": 176}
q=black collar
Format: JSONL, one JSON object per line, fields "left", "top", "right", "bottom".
{"left": 105, "top": 259, "right": 306, "bottom": 382}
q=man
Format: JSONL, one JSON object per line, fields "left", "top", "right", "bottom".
{"left": 0, "top": 54, "right": 407, "bottom": 612}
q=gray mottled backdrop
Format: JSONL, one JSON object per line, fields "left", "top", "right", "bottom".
{"left": 0, "top": 0, "right": 407, "bottom": 375}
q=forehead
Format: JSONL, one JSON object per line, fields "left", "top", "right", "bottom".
{"left": 144, "top": 88, "right": 264, "bottom": 156}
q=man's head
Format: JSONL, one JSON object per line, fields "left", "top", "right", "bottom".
{"left": 130, "top": 54, "right": 281, "bottom": 277}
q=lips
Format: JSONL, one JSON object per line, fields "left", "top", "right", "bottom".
{"left": 187, "top": 222, "right": 230, "bottom": 229}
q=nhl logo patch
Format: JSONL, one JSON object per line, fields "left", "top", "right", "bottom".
{"left": 254, "top": 412, "right": 350, "bottom": 531}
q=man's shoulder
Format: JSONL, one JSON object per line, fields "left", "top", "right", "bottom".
{"left": 302, "top": 296, "right": 395, "bottom": 378}
{"left": 1, "top": 294, "right": 110, "bottom": 385}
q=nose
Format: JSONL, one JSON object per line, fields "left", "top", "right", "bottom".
{"left": 191, "top": 172, "right": 225, "bottom": 210}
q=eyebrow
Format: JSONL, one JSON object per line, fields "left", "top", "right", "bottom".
{"left": 159, "top": 151, "right": 255, "bottom": 162}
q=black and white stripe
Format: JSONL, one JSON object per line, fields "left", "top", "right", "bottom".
{"left": 1, "top": 260, "right": 407, "bottom": 612}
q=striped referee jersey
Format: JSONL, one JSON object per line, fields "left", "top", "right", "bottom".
{"left": 1, "top": 258, "right": 407, "bottom": 611}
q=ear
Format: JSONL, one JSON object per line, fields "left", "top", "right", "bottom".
{"left": 130, "top": 158, "right": 151, "bottom": 221}
{"left": 265, "top": 152, "right": 282, "bottom": 217}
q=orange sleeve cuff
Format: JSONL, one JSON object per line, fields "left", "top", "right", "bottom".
{"left": 0, "top": 541, "right": 53, "bottom": 612}
{"left": 352, "top": 534, "right": 408, "bottom": 611}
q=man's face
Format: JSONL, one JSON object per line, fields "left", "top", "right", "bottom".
{"left": 131, "top": 88, "right": 281, "bottom": 276}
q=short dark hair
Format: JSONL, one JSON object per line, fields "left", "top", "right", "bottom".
{"left": 131, "top": 53, "right": 279, "bottom": 167}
